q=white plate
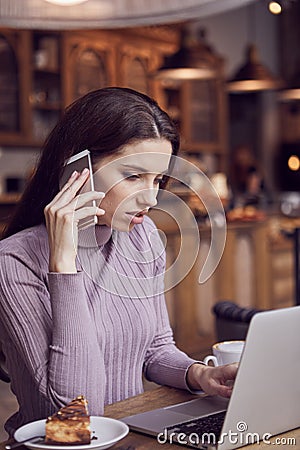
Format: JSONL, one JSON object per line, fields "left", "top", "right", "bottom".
{"left": 14, "top": 416, "right": 129, "bottom": 450}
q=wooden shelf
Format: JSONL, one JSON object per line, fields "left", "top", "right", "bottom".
{"left": 0, "top": 24, "right": 228, "bottom": 169}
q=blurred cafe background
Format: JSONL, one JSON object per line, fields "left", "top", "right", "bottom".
{"left": 0, "top": 0, "right": 300, "bottom": 432}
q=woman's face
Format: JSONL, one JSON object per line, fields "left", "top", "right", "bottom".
{"left": 93, "top": 139, "right": 172, "bottom": 231}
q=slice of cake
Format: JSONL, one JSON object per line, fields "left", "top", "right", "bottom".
{"left": 45, "top": 395, "right": 91, "bottom": 445}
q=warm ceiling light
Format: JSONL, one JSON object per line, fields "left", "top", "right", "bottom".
{"left": 268, "top": 1, "right": 282, "bottom": 14}
{"left": 44, "top": 0, "right": 88, "bottom": 5}
{"left": 279, "top": 88, "right": 300, "bottom": 101}
{"left": 279, "top": 65, "right": 300, "bottom": 101}
{"left": 227, "top": 44, "right": 282, "bottom": 92}
{"left": 155, "top": 28, "right": 223, "bottom": 81}
{"left": 288, "top": 155, "right": 300, "bottom": 171}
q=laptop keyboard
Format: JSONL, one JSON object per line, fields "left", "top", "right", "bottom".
{"left": 166, "top": 411, "right": 226, "bottom": 447}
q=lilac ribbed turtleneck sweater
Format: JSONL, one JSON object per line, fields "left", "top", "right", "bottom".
{"left": 0, "top": 216, "right": 196, "bottom": 436}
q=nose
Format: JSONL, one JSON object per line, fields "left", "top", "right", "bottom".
{"left": 137, "top": 187, "right": 158, "bottom": 209}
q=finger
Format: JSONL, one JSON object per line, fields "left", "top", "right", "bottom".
{"left": 45, "top": 193, "right": 105, "bottom": 228}
{"left": 216, "top": 363, "right": 238, "bottom": 381}
{"left": 58, "top": 168, "right": 90, "bottom": 200}
{"left": 74, "top": 206, "right": 105, "bottom": 220}
{"left": 209, "top": 378, "right": 233, "bottom": 398}
{"left": 60, "top": 169, "right": 80, "bottom": 191}
{"left": 215, "top": 384, "right": 233, "bottom": 398}
{"left": 47, "top": 170, "right": 80, "bottom": 208}
{"left": 72, "top": 191, "right": 106, "bottom": 210}
{"left": 224, "top": 363, "right": 239, "bottom": 379}
{"left": 70, "top": 206, "right": 105, "bottom": 226}
{"left": 49, "top": 169, "right": 91, "bottom": 208}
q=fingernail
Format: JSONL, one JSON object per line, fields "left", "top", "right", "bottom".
{"left": 71, "top": 170, "right": 78, "bottom": 177}
{"left": 97, "top": 208, "right": 105, "bottom": 215}
{"left": 82, "top": 168, "right": 89, "bottom": 175}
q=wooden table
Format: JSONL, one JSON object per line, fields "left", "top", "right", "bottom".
{"left": 2, "top": 386, "right": 300, "bottom": 449}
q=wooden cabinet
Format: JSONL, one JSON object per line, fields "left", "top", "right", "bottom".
{"left": 0, "top": 25, "right": 228, "bottom": 169}
{"left": 62, "top": 30, "right": 117, "bottom": 102}
{"left": 0, "top": 29, "right": 31, "bottom": 145}
{"left": 0, "top": 26, "right": 177, "bottom": 147}
{"left": 72, "top": 48, "right": 109, "bottom": 99}
{"left": 117, "top": 43, "right": 152, "bottom": 94}
{"left": 30, "top": 31, "right": 63, "bottom": 143}
{"left": 158, "top": 76, "right": 228, "bottom": 173}
{"left": 0, "top": 30, "right": 63, "bottom": 146}
{"left": 0, "top": 32, "right": 19, "bottom": 135}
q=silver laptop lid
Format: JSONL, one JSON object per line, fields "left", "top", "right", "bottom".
{"left": 219, "top": 305, "right": 300, "bottom": 450}
{"left": 122, "top": 306, "right": 300, "bottom": 450}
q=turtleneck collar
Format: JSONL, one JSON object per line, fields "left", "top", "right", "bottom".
{"left": 78, "top": 224, "right": 113, "bottom": 249}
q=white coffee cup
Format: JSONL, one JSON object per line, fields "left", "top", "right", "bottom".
{"left": 203, "top": 340, "right": 245, "bottom": 366}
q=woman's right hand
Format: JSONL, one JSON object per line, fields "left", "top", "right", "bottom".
{"left": 44, "top": 169, "right": 105, "bottom": 273}
{"left": 187, "top": 362, "right": 238, "bottom": 398}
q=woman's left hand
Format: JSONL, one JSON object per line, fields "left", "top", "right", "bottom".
{"left": 187, "top": 362, "right": 238, "bottom": 398}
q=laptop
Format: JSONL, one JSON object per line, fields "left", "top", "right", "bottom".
{"left": 122, "top": 306, "right": 300, "bottom": 449}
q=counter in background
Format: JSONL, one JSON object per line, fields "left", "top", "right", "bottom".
{"left": 149, "top": 209, "right": 296, "bottom": 358}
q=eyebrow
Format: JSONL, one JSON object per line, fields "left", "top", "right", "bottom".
{"left": 120, "top": 164, "right": 169, "bottom": 174}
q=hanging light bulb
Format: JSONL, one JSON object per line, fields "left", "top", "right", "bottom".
{"left": 44, "top": 0, "right": 88, "bottom": 5}
{"left": 268, "top": 1, "right": 282, "bottom": 15}
{"left": 288, "top": 155, "right": 300, "bottom": 171}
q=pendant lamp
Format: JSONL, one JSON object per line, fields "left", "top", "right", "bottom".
{"left": 279, "top": 63, "right": 300, "bottom": 101}
{"left": 227, "top": 43, "right": 282, "bottom": 92}
{"left": 227, "top": 2, "right": 281, "bottom": 93}
{"left": 155, "top": 27, "right": 224, "bottom": 81}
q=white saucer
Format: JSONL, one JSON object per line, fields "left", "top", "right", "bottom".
{"left": 14, "top": 416, "right": 129, "bottom": 450}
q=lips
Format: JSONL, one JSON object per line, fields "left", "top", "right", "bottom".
{"left": 127, "top": 210, "right": 148, "bottom": 225}
{"left": 128, "top": 210, "right": 148, "bottom": 218}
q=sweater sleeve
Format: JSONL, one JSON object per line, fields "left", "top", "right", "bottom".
{"left": 142, "top": 223, "right": 198, "bottom": 390}
{"left": 0, "top": 249, "right": 106, "bottom": 414}
{"left": 143, "top": 292, "right": 198, "bottom": 390}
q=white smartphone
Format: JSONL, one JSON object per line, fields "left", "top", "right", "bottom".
{"left": 60, "top": 149, "right": 97, "bottom": 230}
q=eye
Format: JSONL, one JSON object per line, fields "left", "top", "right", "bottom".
{"left": 123, "top": 173, "right": 140, "bottom": 180}
{"left": 154, "top": 176, "right": 164, "bottom": 186}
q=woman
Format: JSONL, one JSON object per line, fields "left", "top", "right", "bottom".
{"left": 0, "top": 87, "right": 237, "bottom": 436}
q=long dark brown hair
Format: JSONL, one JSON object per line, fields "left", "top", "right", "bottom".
{"left": 4, "top": 87, "right": 179, "bottom": 238}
